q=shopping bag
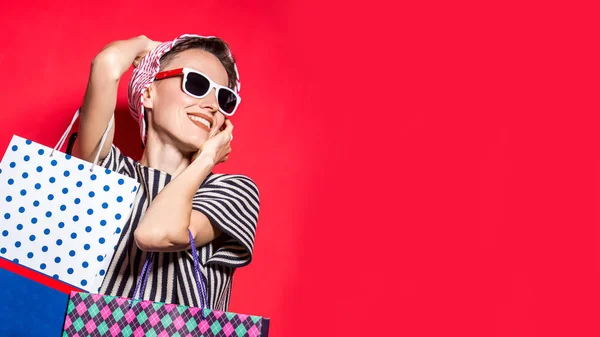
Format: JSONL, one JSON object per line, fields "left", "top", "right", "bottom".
{"left": 0, "top": 110, "right": 139, "bottom": 292}
{"left": 63, "top": 231, "right": 270, "bottom": 336}
{"left": 0, "top": 263, "right": 70, "bottom": 337}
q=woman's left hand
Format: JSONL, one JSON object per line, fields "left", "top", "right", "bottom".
{"left": 194, "top": 119, "right": 233, "bottom": 165}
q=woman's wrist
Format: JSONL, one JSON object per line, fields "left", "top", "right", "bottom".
{"left": 192, "top": 150, "right": 217, "bottom": 170}
{"left": 92, "top": 35, "right": 153, "bottom": 80}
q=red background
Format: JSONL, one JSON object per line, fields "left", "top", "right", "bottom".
{"left": 1, "top": 0, "right": 600, "bottom": 336}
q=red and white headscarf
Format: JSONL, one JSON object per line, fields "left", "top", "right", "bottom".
{"left": 128, "top": 34, "right": 241, "bottom": 144}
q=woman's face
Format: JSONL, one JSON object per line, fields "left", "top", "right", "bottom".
{"left": 143, "top": 48, "right": 229, "bottom": 153}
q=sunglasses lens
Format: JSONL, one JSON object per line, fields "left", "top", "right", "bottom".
{"left": 218, "top": 89, "right": 238, "bottom": 114}
{"left": 185, "top": 72, "right": 211, "bottom": 97}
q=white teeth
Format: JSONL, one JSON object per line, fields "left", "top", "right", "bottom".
{"left": 188, "top": 115, "right": 211, "bottom": 129}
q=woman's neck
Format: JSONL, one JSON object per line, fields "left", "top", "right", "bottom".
{"left": 140, "top": 131, "right": 192, "bottom": 177}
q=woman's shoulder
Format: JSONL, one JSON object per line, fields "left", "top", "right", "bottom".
{"left": 199, "top": 173, "right": 260, "bottom": 198}
{"left": 98, "top": 144, "right": 137, "bottom": 174}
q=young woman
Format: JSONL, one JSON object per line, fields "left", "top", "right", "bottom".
{"left": 75, "top": 34, "right": 259, "bottom": 310}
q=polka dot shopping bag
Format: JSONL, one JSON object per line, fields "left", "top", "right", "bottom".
{"left": 0, "top": 110, "right": 139, "bottom": 293}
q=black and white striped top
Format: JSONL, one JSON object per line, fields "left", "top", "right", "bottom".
{"left": 97, "top": 145, "right": 259, "bottom": 310}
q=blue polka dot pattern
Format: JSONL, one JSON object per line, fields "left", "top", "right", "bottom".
{"left": 0, "top": 137, "right": 138, "bottom": 292}
{"left": 25, "top": 140, "right": 32, "bottom": 145}
{"left": 53, "top": 275, "right": 59, "bottom": 279}
{"left": 81, "top": 280, "right": 87, "bottom": 286}
{"left": 11, "top": 145, "right": 17, "bottom": 151}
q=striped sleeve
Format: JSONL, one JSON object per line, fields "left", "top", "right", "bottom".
{"left": 97, "top": 145, "right": 126, "bottom": 172}
{"left": 192, "top": 174, "right": 260, "bottom": 267}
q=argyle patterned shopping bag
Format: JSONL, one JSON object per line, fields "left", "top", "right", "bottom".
{"left": 62, "top": 292, "right": 269, "bottom": 337}
{"left": 62, "top": 231, "right": 270, "bottom": 337}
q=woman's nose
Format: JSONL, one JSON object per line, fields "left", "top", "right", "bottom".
{"left": 199, "top": 88, "right": 219, "bottom": 113}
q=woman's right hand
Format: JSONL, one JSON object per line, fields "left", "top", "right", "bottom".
{"left": 133, "top": 37, "right": 162, "bottom": 68}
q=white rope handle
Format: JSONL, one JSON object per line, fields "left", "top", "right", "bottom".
{"left": 51, "top": 109, "right": 114, "bottom": 172}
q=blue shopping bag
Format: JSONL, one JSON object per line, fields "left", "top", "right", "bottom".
{"left": 0, "top": 261, "right": 70, "bottom": 337}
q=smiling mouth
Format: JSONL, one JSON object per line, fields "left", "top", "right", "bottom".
{"left": 187, "top": 114, "right": 213, "bottom": 132}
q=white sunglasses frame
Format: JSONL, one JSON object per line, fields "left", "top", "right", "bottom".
{"left": 154, "top": 67, "right": 241, "bottom": 116}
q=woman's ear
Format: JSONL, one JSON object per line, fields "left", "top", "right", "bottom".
{"left": 142, "top": 85, "right": 154, "bottom": 110}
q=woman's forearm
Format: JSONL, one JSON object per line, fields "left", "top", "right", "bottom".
{"left": 93, "top": 35, "right": 153, "bottom": 80}
{"left": 134, "top": 153, "right": 216, "bottom": 251}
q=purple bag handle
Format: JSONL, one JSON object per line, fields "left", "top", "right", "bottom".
{"left": 132, "top": 230, "right": 209, "bottom": 313}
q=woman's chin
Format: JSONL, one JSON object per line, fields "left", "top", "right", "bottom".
{"left": 177, "top": 134, "right": 208, "bottom": 152}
